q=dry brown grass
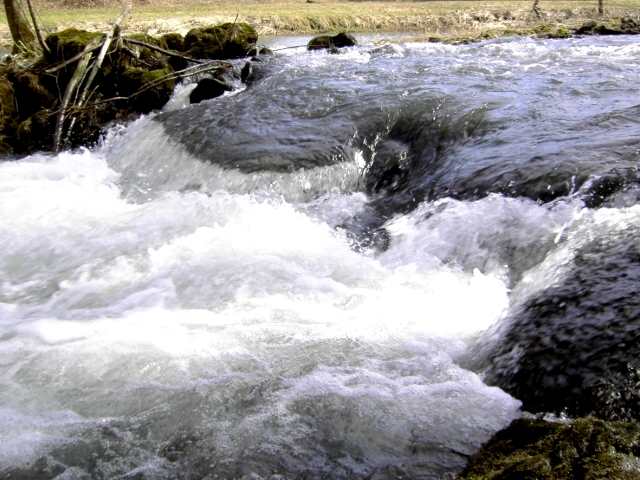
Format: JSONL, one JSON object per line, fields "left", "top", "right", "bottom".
{"left": 1, "top": 0, "right": 639, "bottom": 48}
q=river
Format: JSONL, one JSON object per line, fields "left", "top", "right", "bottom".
{"left": 1, "top": 34, "right": 639, "bottom": 479}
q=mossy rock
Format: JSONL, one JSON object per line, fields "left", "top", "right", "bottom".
{"left": 0, "top": 135, "right": 13, "bottom": 156}
{"left": 0, "top": 76, "right": 17, "bottom": 134}
{"left": 118, "top": 66, "right": 175, "bottom": 113}
{"left": 45, "top": 28, "right": 104, "bottom": 63}
{"left": 533, "top": 24, "right": 572, "bottom": 39}
{"left": 459, "top": 417, "right": 640, "bottom": 480}
{"left": 8, "top": 70, "right": 56, "bottom": 118}
{"left": 161, "top": 33, "right": 185, "bottom": 52}
{"left": 16, "top": 109, "right": 55, "bottom": 153}
{"left": 308, "top": 32, "right": 357, "bottom": 51}
{"left": 184, "top": 22, "right": 258, "bottom": 59}
{"left": 576, "top": 18, "right": 640, "bottom": 36}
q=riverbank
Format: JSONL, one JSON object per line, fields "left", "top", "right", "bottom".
{"left": 1, "top": 0, "right": 640, "bottom": 49}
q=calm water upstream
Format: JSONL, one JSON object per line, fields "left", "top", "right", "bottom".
{"left": 1, "top": 34, "right": 639, "bottom": 479}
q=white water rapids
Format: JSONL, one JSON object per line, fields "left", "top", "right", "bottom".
{"left": 1, "top": 34, "right": 640, "bottom": 479}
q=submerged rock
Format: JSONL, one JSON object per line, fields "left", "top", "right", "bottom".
{"left": 189, "top": 77, "right": 233, "bottom": 104}
{"left": 184, "top": 23, "right": 258, "bottom": 59}
{"left": 308, "top": 32, "right": 357, "bottom": 51}
{"left": 483, "top": 232, "right": 640, "bottom": 421}
{"left": 459, "top": 417, "right": 640, "bottom": 480}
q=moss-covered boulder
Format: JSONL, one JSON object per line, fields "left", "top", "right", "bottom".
{"left": 8, "top": 70, "right": 56, "bottom": 119}
{"left": 117, "top": 66, "right": 176, "bottom": 114}
{"left": 308, "top": 32, "right": 357, "bottom": 51}
{"left": 184, "top": 23, "right": 258, "bottom": 59}
{"left": 576, "top": 17, "right": 640, "bottom": 36}
{"left": 45, "top": 28, "right": 104, "bottom": 63}
{"left": 533, "top": 24, "right": 572, "bottom": 39}
{"left": 0, "top": 76, "right": 16, "bottom": 155}
{"left": 16, "top": 109, "right": 55, "bottom": 153}
{"left": 459, "top": 417, "right": 640, "bottom": 480}
{"left": 0, "top": 75, "right": 17, "bottom": 135}
{"left": 161, "top": 32, "right": 185, "bottom": 52}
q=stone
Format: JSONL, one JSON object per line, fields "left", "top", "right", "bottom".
{"left": 118, "top": 66, "right": 176, "bottom": 113}
{"left": 575, "top": 18, "right": 640, "bottom": 36}
{"left": 247, "top": 46, "right": 273, "bottom": 57}
{"left": 307, "top": 32, "right": 357, "bottom": 51}
{"left": 189, "top": 77, "right": 233, "bottom": 104}
{"left": 184, "top": 23, "right": 258, "bottom": 59}
{"left": 459, "top": 417, "right": 640, "bottom": 480}
{"left": 45, "top": 29, "right": 104, "bottom": 63}
{"left": 160, "top": 32, "right": 185, "bottom": 52}
{"left": 484, "top": 232, "right": 640, "bottom": 421}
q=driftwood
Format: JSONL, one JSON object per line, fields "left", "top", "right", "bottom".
{"left": 65, "top": 4, "right": 131, "bottom": 143}
{"left": 53, "top": 39, "right": 99, "bottom": 152}
{"left": 53, "top": 2, "right": 134, "bottom": 150}
{"left": 123, "top": 38, "right": 206, "bottom": 64}
{"left": 53, "top": 60, "right": 232, "bottom": 116}
{"left": 45, "top": 44, "right": 103, "bottom": 74}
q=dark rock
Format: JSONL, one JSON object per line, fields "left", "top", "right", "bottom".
{"left": 247, "top": 46, "right": 273, "bottom": 57}
{"left": 189, "top": 77, "right": 232, "bottom": 104}
{"left": 308, "top": 32, "right": 357, "bottom": 51}
{"left": 16, "top": 109, "right": 55, "bottom": 153}
{"left": 576, "top": 17, "right": 640, "bottom": 36}
{"left": 119, "top": 67, "right": 176, "bottom": 113}
{"left": 483, "top": 232, "right": 640, "bottom": 421}
{"left": 0, "top": 75, "right": 17, "bottom": 138}
{"left": 459, "top": 417, "right": 640, "bottom": 479}
{"left": 184, "top": 23, "right": 258, "bottom": 59}
{"left": 239, "top": 59, "right": 274, "bottom": 87}
{"left": 8, "top": 70, "right": 55, "bottom": 118}
{"left": 160, "top": 32, "right": 185, "bottom": 52}
{"left": 240, "top": 61, "right": 253, "bottom": 84}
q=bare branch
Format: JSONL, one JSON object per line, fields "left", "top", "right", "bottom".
{"left": 123, "top": 38, "right": 206, "bottom": 64}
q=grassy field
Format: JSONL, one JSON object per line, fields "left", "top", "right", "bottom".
{"left": 1, "top": 0, "right": 639, "bottom": 46}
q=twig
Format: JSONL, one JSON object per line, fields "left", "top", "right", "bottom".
{"left": 66, "top": 4, "right": 130, "bottom": 140}
{"left": 51, "top": 61, "right": 231, "bottom": 116}
{"left": 45, "top": 44, "right": 103, "bottom": 74}
{"left": 123, "top": 38, "right": 206, "bottom": 64}
{"left": 272, "top": 44, "right": 307, "bottom": 51}
{"left": 53, "top": 40, "right": 98, "bottom": 151}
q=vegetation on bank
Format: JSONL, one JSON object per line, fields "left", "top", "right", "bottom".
{"left": 1, "top": 0, "right": 640, "bottom": 48}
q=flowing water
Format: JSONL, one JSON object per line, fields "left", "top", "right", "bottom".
{"left": 1, "top": 34, "right": 640, "bottom": 479}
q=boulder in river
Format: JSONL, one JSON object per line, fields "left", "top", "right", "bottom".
{"left": 184, "top": 22, "right": 258, "bottom": 59}
{"left": 189, "top": 77, "right": 233, "bottom": 104}
{"left": 459, "top": 417, "right": 640, "bottom": 479}
{"left": 482, "top": 232, "right": 640, "bottom": 421}
{"left": 308, "top": 32, "right": 357, "bottom": 51}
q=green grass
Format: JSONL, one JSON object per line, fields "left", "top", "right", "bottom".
{"left": 1, "top": 0, "right": 639, "bottom": 42}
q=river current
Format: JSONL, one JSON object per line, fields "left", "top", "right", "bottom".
{"left": 1, "top": 34, "right": 639, "bottom": 479}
